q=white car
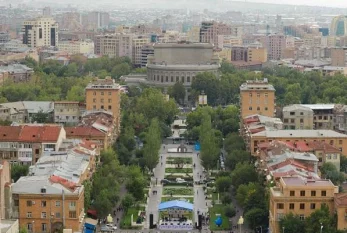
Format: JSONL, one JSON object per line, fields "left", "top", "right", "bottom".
{"left": 176, "top": 178, "right": 186, "bottom": 183}
{"left": 106, "top": 224, "right": 117, "bottom": 230}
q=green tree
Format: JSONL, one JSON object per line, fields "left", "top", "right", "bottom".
{"left": 143, "top": 118, "right": 161, "bottom": 172}
{"left": 19, "top": 227, "right": 28, "bottom": 233}
{"left": 279, "top": 213, "right": 306, "bottom": 233}
{"left": 321, "top": 162, "right": 345, "bottom": 185}
{"left": 83, "top": 180, "right": 92, "bottom": 210}
{"left": 305, "top": 204, "right": 336, "bottom": 233}
{"left": 168, "top": 82, "right": 186, "bottom": 104}
{"left": 173, "top": 157, "right": 185, "bottom": 168}
{"left": 111, "top": 63, "right": 131, "bottom": 79}
{"left": 94, "top": 189, "right": 113, "bottom": 219}
{"left": 231, "top": 163, "right": 258, "bottom": 189}
{"left": 121, "top": 194, "right": 135, "bottom": 213}
{"left": 244, "top": 208, "right": 268, "bottom": 230}
{"left": 11, "top": 164, "right": 29, "bottom": 182}
{"left": 126, "top": 166, "right": 146, "bottom": 201}
{"left": 224, "top": 204, "right": 236, "bottom": 218}
{"left": 199, "top": 112, "right": 219, "bottom": 170}
{"left": 224, "top": 150, "right": 251, "bottom": 171}
{"left": 191, "top": 72, "right": 221, "bottom": 106}
{"left": 66, "top": 85, "right": 85, "bottom": 102}
{"left": 215, "top": 176, "right": 232, "bottom": 193}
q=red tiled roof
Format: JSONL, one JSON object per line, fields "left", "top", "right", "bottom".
{"left": 65, "top": 126, "right": 105, "bottom": 137}
{"left": 249, "top": 127, "right": 265, "bottom": 134}
{"left": 0, "top": 125, "right": 62, "bottom": 142}
{"left": 50, "top": 175, "right": 77, "bottom": 190}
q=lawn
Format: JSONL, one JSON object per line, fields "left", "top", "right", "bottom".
{"left": 166, "top": 157, "right": 193, "bottom": 164}
{"left": 120, "top": 206, "right": 145, "bottom": 229}
{"left": 165, "top": 167, "right": 193, "bottom": 173}
{"left": 209, "top": 204, "right": 231, "bottom": 230}
{"left": 163, "top": 187, "right": 194, "bottom": 195}
{"left": 161, "top": 196, "right": 194, "bottom": 203}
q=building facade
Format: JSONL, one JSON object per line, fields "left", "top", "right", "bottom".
{"left": 57, "top": 40, "right": 94, "bottom": 54}
{"left": 269, "top": 176, "right": 337, "bottom": 233}
{"left": 0, "top": 160, "right": 11, "bottom": 219}
{"left": 199, "top": 21, "right": 232, "bottom": 48}
{"left": 232, "top": 46, "right": 267, "bottom": 63}
{"left": 22, "top": 17, "right": 58, "bottom": 48}
{"left": 54, "top": 101, "right": 85, "bottom": 125}
{"left": 330, "top": 16, "right": 347, "bottom": 36}
{"left": 239, "top": 79, "right": 276, "bottom": 118}
{"left": 282, "top": 105, "right": 314, "bottom": 129}
{"left": 85, "top": 77, "right": 121, "bottom": 134}
{"left": 94, "top": 33, "right": 133, "bottom": 59}
{"left": 132, "top": 37, "right": 150, "bottom": 67}
{"left": 266, "top": 34, "right": 285, "bottom": 60}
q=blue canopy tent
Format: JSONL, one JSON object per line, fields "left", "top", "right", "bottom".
{"left": 159, "top": 200, "right": 194, "bottom": 211}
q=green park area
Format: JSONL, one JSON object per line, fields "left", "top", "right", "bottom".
{"left": 209, "top": 204, "right": 231, "bottom": 230}
{"left": 166, "top": 157, "right": 193, "bottom": 164}
{"left": 165, "top": 167, "right": 193, "bottom": 173}
{"left": 120, "top": 206, "right": 145, "bottom": 229}
{"left": 161, "top": 196, "right": 194, "bottom": 203}
{"left": 163, "top": 187, "right": 194, "bottom": 196}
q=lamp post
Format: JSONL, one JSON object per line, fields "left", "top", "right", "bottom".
{"left": 32, "top": 221, "right": 35, "bottom": 233}
{"left": 238, "top": 216, "right": 244, "bottom": 233}
{"left": 321, "top": 223, "right": 323, "bottom": 233}
{"left": 282, "top": 226, "right": 285, "bottom": 233}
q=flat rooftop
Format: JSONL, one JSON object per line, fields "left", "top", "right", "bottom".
{"left": 282, "top": 176, "right": 334, "bottom": 187}
{"left": 253, "top": 129, "right": 347, "bottom": 138}
{"left": 240, "top": 79, "right": 275, "bottom": 91}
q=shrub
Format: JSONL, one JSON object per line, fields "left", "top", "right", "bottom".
{"left": 224, "top": 204, "right": 236, "bottom": 218}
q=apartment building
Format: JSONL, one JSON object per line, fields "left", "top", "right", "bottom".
{"left": 54, "top": 101, "right": 85, "bottom": 125}
{"left": 331, "top": 47, "right": 347, "bottom": 67}
{"left": 282, "top": 105, "right": 314, "bottom": 129}
{"left": 335, "top": 193, "right": 347, "bottom": 230}
{"left": 0, "top": 125, "right": 66, "bottom": 165}
{"left": 239, "top": 79, "right": 276, "bottom": 118}
{"left": 231, "top": 46, "right": 267, "bottom": 63}
{"left": 140, "top": 44, "right": 154, "bottom": 68}
{"left": 250, "top": 129, "right": 347, "bottom": 155}
{"left": 0, "top": 64, "right": 33, "bottom": 84}
{"left": 266, "top": 34, "right": 285, "bottom": 60}
{"left": 0, "top": 161, "right": 11, "bottom": 219}
{"left": 301, "top": 104, "right": 334, "bottom": 130}
{"left": 22, "top": 17, "right": 58, "bottom": 48}
{"left": 269, "top": 176, "right": 337, "bottom": 233}
{"left": 187, "top": 26, "right": 200, "bottom": 43}
{"left": 85, "top": 77, "right": 121, "bottom": 133}
{"left": 57, "top": 40, "right": 94, "bottom": 54}
{"left": 94, "top": 33, "right": 133, "bottom": 58}
{"left": 66, "top": 111, "right": 117, "bottom": 149}
{"left": 132, "top": 36, "right": 150, "bottom": 67}
{"left": 199, "top": 21, "right": 232, "bottom": 48}
{"left": 11, "top": 176, "right": 84, "bottom": 233}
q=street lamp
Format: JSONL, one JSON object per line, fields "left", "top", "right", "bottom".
{"left": 238, "top": 216, "right": 244, "bottom": 233}
{"left": 282, "top": 226, "right": 285, "bottom": 233}
{"left": 32, "top": 221, "right": 35, "bottom": 233}
{"left": 321, "top": 223, "right": 323, "bottom": 233}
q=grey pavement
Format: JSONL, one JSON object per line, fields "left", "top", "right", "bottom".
{"left": 113, "top": 184, "right": 127, "bottom": 228}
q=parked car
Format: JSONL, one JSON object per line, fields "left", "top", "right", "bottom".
{"left": 106, "top": 224, "right": 117, "bottom": 230}
{"left": 176, "top": 178, "right": 186, "bottom": 183}
{"left": 161, "top": 179, "right": 172, "bottom": 184}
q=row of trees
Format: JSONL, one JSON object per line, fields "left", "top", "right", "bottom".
{"left": 190, "top": 62, "right": 347, "bottom": 107}
{"left": 86, "top": 149, "right": 147, "bottom": 218}
{"left": 280, "top": 205, "right": 343, "bottom": 233}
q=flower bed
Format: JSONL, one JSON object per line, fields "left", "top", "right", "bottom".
{"left": 166, "top": 157, "right": 193, "bottom": 164}
{"left": 161, "top": 197, "right": 194, "bottom": 203}
{"left": 165, "top": 168, "right": 193, "bottom": 173}
{"left": 163, "top": 187, "right": 194, "bottom": 196}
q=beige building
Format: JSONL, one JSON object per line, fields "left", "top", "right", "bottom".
{"left": 266, "top": 34, "right": 285, "bottom": 60}
{"left": 221, "top": 36, "right": 242, "bottom": 47}
{"left": 54, "top": 101, "right": 85, "bottom": 125}
{"left": 331, "top": 47, "right": 347, "bottom": 67}
{"left": 239, "top": 79, "right": 276, "bottom": 118}
{"left": 187, "top": 26, "right": 200, "bottom": 43}
{"left": 132, "top": 37, "right": 150, "bottom": 67}
{"left": 269, "top": 176, "right": 337, "bottom": 233}
{"left": 57, "top": 40, "right": 94, "bottom": 54}
{"left": 232, "top": 46, "right": 267, "bottom": 63}
{"left": 0, "top": 161, "right": 11, "bottom": 219}
{"left": 95, "top": 33, "right": 133, "bottom": 58}
{"left": 199, "top": 21, "right": 232, "bottom": 48}
{"left": 282, "top": 104, "right": 314, "bottom": 129}
{"left": 22, "top": 17, "right": 58, "bottom": 48}
{"left": 85, "top": 77, "right": 121, "bottom": 134}
{"left": 214, "top": 48, "right": 232, "bottom": 62}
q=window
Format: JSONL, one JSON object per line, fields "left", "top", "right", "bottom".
{"left": 300, "top": 203, "right": 305, "bottom": 209}
{"left": 277, "top": 203, "right": 284, "bottom": 209}
{"left": 310, "top": 203, "right": 316, "bottom": 209}
{"left": 41, "top": 201, "right": 46, "bottom": 207}
{"left": 69, "top": 211, "right": 77, "bottom": 218}
{"left": 284, "top": 118, "right": 288, "bottom": 123}
{"left": 300, "top": 190, "right": 305, "bottom": 196}
{"left": 265, "top": 107, "right": 268, "bottom": 111}
{"left": 322, "top": 191, "right": 327, "bottom": 196}
{"left": 93, "top": 91, "right": 96, "bottom": 96}
{"left": 108, "top": 92, "right": 112, "bottom": 95}
{"left": 339, "top": 140, "right": 343, "bottom": 145}
{"left": 176, "top": 76, "right": 179, "bottom": 82}
{"left": 299, "top": 215, "right": 305, "bottom": 221}
{"left": 41, "top": 212, "right": 47, "bottom": 218}
{"left": 300, "top": 112, "right": 304, "bottom": 115}
{"left": 93, "top": 105, "right": 96, "bottom": 110}
{"left": 42, "top": 223, "right": 47, "bottom": 232}
{"left": 108, "top": 105, "right": 112, "bottom": 110}
{"left": 108, "top": 99, "right": 112, "bottom": 103}
{"left": 27, "top": 200, "right": 32, "bottom": 206}
{"left": 249, "top": 93, "right": 252, "bottom": 97}
{"left": 289, "top": 203, "right": 294, "bottom": 209}
{"left": 69, "top": 201, "right": 76, "bottom": 207}
{"left": 187, "top": 76, "right": 191, "bottom": 82}
{"left": 265, "top": 93, "right": 268, "bottom": 97}
{"left": 290, "top": 112, "right": 295, "bottom": 115}
{"left": 311, "top": 191, "right": 316, "bottom": 196}
{"left": 249, "top": 107, "right": 252, "bottom": 110}
{"left": 300, "top": 118, "right": 304, "bottom": 123}
{"left": 27, "top": 223, "right": 33, "bottom": 231}
{"left": 290, "top": 191, "right": 295, "bottom": 196}
{"left": 27, "top": 212, "right": 32, "bottom": 218}
{"left": 257, "top": 107, "right": 260, "bottom": 110}
{"left": 166, "top": 76, "right": 168, "bottom": 82}
{"left": 55, "top": 201, "right": 60, "bottom": 207}
{"left": 101, "top": 92, "right": 104, "bottom": 96}
{"left": 257, "top": 93, "right": 260, "bottom": 97}
{"left": 55, "top": 212, "right": 61, "bottom": 218}
{"left": 101, "top": 98, "right": 104, "bottom": 103}
{"left": 291, "top": 119, "right": 295, "bottom": 123}
{"left": 93, "top": 98, "right": 96, "bottom": 103}
{"left": 101, "top": 105, "right": 104, "bottom": 109}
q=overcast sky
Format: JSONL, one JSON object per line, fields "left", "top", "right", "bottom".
{"left": 244, "top": 0, "right": 347, "bottom": 8}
